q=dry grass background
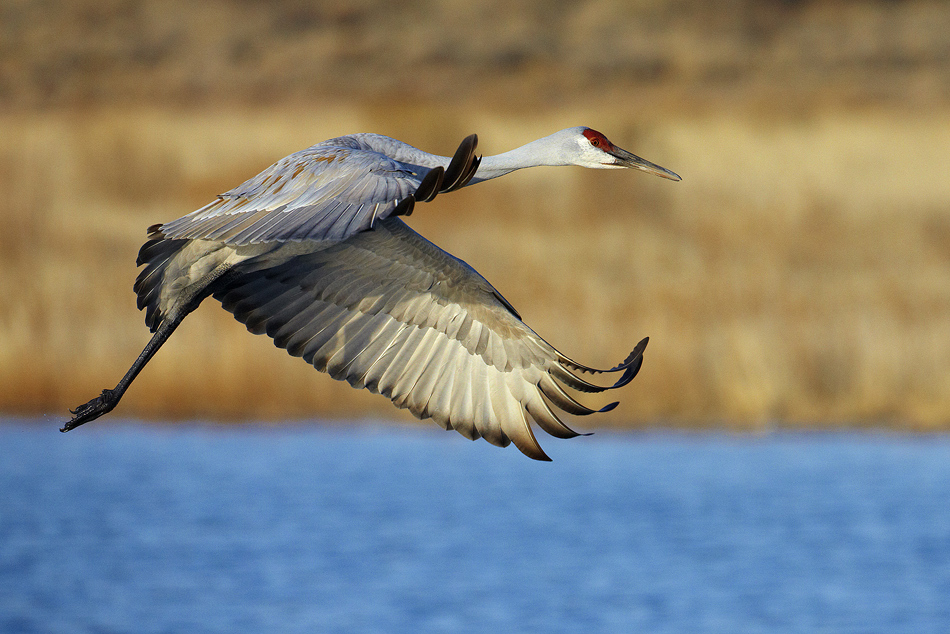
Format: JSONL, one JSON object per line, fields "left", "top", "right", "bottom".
{"left": 2, "top": 0, "right": 950, "bottom": 431}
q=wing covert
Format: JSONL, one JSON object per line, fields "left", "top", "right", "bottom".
{"left": 159, "top": 144, "right": 419, "bottom": 244}
{"left": 158, "top": 134, "right": 480, "bottom": 245}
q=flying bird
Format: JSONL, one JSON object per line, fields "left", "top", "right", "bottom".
{"left": 63, "top": 126, "right": 681, "bottom": 460}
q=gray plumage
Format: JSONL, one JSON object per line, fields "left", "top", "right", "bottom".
{"left": 64, "top": 127, "right": 680, "bottom": 460}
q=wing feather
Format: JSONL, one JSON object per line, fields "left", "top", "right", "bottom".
{"left": 391, "top": 327, "right": 442, "bottom": 410}
{"left": 409, "top": 336, "right": 457, "bottom": 420}
{"left": 299, "top": 310, "right": 352, "bottom": 365}
{"left": 324, "top": 313, "right": 390, "bottom": 379}
{"left": 157, "top": 131, "right": 482, "bottom": 246}
{"left": 374, "top": 326, "right": 427, "bottom": 398}
{"left": 450, "top": 352, "right": 479, "bottom": 441}
{"left": 160, "top": 139, "right": 423, "bottom": 245}
{"left": 270, "top": 299, "right": 338, "bottom": 348}
{"left": 212, "top": 217, "right": 647, "bottom": 460}
{"left": 346, "top": 320, "right": 410, "bottom": 390}
{"left": 360, "top": 324, "right": 412, "bottom": 393}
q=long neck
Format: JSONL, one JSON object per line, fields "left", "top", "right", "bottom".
{"left": 357, "top": 132, "right": 568, "bottom": 187}
{"left": 468, "top": 137, "right": 568, "bottom": 185}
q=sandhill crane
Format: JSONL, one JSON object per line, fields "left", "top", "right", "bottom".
{"left": 62, "top": 127, "right": 680, "bottom": 460}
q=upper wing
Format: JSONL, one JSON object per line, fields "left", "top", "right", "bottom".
{"left": 159, "top": 134, "right": 479, "bottom": 245}
{"left": 212, "top": 217, "right": 647, "bottom": 461}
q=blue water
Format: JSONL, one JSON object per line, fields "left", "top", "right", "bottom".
{"left": 1, "top": 422, "right": 948, "bottom": 634}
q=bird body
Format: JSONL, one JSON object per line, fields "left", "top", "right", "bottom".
{"left": 64, "top": 127, "right": 680, "bottom": 460}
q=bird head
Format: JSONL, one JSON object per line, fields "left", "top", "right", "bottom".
{"left": 564, "top": 127, "right": 681, "bottom": 181}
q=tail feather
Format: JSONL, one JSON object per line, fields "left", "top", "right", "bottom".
{"left": 133, "top": 232, "right": 189, "bottom": 332}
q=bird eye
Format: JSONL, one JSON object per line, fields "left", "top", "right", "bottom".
{"left": 582, "top": 129, "right": 612, "bottom": 150}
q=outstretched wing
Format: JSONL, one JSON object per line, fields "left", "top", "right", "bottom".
{"left": 212, "top": 217, "right": 647, "bottom": 461}
{"left": 159, "top": 134, "right": 479, "bottom": 245}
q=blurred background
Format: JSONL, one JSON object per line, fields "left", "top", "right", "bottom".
{"left": 2, "top": 0, "right": 950, "bottom": 431}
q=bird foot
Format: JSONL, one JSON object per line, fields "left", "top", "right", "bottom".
{"left": 61, "top": 389, "right": 118, "bottom": 432}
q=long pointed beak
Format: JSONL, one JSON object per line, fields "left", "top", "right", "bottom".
{"left": 609, "top": 146, "right": 682, "bottom": 181}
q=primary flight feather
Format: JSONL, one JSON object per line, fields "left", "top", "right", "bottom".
{"left": 63, "top": 126, "right": 680, "bottom": 460}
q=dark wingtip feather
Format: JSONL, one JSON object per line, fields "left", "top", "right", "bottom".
{"left": 414, "top": 166, "right": 445, "bottom": 203}
{"left": 441, "top": 134, "right": 478, "bottom": 193}
{"left": 457, "top": 154, "right": 481, "bottom": 189}
{"left": 603, "top": 337, "right": 649, "bottom": 375}
{"left": 539, "top": 334, "right": 648, "bottom": 428}
{"left": 556, "top": 336, "right": 649, "bottom": 389}
{"left": 391, "top": 196, "right": 416, "bottom": 218}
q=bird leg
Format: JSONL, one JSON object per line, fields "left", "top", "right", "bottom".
{"left": 61, "top": 316, "right": 182, "bottom": 432}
